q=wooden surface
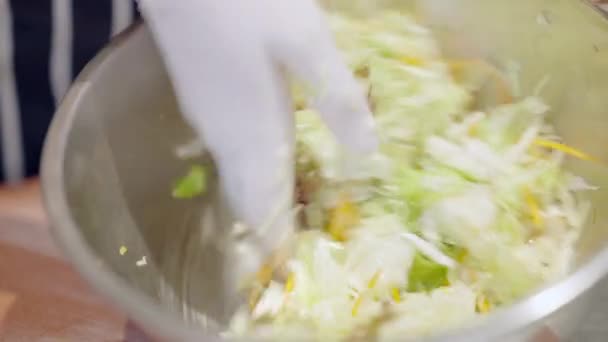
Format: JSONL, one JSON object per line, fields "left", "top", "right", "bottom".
{"left": 0, "top": 180, "right": 151, "bottom": 341}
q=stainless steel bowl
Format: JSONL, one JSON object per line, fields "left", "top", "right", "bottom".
{"left": 42, "top": 0, "right": 608, "bottom": 341}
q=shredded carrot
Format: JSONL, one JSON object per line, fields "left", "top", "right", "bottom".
{"left": 534, "top": 139, "right": 597, "bottom": 162}
{"left": 327, "top": 196, "right": 359, "bottom": 241}
{"left": 285, "top": 273, "right": 296, "bottom": 294}
{"left": 367, "top": 270, "right": 382, "bottom": 289}
{"left": 456, "top": 248, "right": 469, "bottom": 263}
{"left": 391, "top": 288, "right": 402, "bottom": 303}
{"left": 468, "top": 123, "right": 479, "bottom": 137}
{"left": 352, "top": 295, "right": 364, "bottom": 317}
{"left": 476, "top": 294, "right": 492, "bottom": 314}
{"left": 524, "top": 188, "right": 544, "bottom": 230}
{"left": 400, "top": 55, "right": 425, "bottom": 66}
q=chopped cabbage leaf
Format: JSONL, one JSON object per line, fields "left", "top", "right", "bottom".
{"left": 172, "top": 165, "right": 207, "bottom": 199}
{"left": 407, "top": 252, "right": 450, "bottom": 292}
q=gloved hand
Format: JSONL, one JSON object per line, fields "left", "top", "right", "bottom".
{"left": 137, "top": 0, "right": 377, "bottom": 268}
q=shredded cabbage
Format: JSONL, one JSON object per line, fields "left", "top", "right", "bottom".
{"left": 226, "top": 11, "right": 594, "bottom": 341}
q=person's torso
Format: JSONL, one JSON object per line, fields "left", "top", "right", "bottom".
{"left": 0, "top": 0, "right": 139, "bottom": 183}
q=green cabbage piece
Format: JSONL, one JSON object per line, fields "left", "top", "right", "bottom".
{"left": 407, "top": 252, "right": 450, "bottom": 292}
{"left": 172, "top": 165, "right": 207, "bottom": 199}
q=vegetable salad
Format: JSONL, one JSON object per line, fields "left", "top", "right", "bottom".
{"left": 226, "top": 11, "right": 594, "bottom": 341}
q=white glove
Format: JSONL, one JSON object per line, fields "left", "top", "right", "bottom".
{"left": 137, "top": 0, "right": 377, "bottom": 264}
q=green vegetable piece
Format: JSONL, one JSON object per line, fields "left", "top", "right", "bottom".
{"left": 442, "top": 243, "right": 468, "bottom": 263}
{"left": 407, "top": 252, "right": 449, "bottom": 292}
{"left": 172, "top": 165, "right": 207, "bottom": 199}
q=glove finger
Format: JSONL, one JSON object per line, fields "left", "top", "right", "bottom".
{"left": 140, "top": 0, "right": 296, "bottom": 261}
{"left": 269, "top": 0, "right": 379, "bottom": 155}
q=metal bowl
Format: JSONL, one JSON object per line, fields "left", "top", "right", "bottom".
{"left": 42, "top": 0, "right": 608, "bottom": 341}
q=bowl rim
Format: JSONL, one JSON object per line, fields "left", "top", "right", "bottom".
{"left": 42, "top": 5, "right": 608, "bottom": 342}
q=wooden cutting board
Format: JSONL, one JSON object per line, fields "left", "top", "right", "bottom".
{"left": 0, "top": 180, "right": 152, "bottom": 341}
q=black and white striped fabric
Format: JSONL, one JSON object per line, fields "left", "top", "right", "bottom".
{"left": 0, "top": 0, "right": 140, "bottom": 184}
